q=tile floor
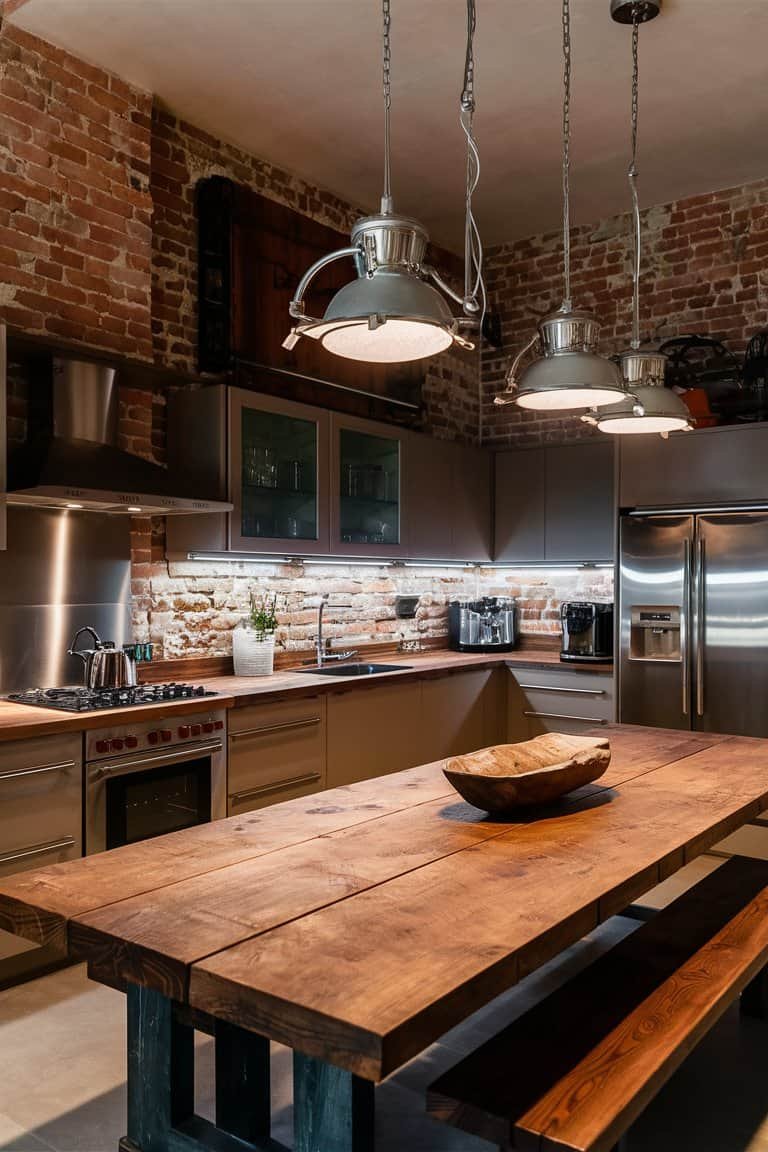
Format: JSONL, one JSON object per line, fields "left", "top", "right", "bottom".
{"left": 1, "top": 858, "right": 768, "bottom": 1152}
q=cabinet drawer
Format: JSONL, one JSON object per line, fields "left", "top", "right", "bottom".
{"left": 228, "top": 697, "right": 326, "bottom": 813}
{"left": 0, "top": 734, "right": 83, "bottom": 879}
{"left": 508, "top": 668, "right": 615, "bottom": 738}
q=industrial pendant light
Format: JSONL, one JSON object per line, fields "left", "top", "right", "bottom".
{"left": 494, "top": 0, "right": 625, "bottom": 412}
{"left": 585, "top": 0, "right": 692, "bottom": 436}
{"left": 283, "top": 0, "right": 483, "bottom": 364}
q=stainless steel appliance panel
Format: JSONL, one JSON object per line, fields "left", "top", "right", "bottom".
{"left": 0, "top": 508, "right": 130, "bottom": 692}
{"left": 695, "top": 513, "right": 768, "bottom": 737}
{"left": 619, "top": 514, "right": 693, "bottom": 730}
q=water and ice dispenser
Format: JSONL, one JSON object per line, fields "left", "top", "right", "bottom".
{"left": 629, "top": 606, "right": 681, "bottom": 661}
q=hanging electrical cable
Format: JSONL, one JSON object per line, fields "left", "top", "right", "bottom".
{"left": 494, "top": 0, "right": 626, "bottom": 411}
{"left": 584, "top": 0, "right": 692, "bottom": 436}
{"left": 283, "top": 0, "right": 484, "bottom": 364}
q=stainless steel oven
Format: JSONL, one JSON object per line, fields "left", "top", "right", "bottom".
{"left": 85, "top": 710, "right": 227, "bottom": 854}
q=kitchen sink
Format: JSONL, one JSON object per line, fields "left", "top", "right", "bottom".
{"left": 297, "top": 662, "right": 412, "bottom": 677}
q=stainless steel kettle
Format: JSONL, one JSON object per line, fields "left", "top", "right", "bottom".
{"left": 68, "top": 626, "right": 137, "bottom": 690}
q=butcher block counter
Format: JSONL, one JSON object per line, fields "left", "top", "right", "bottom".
{"left": 0, "top": 647, "right": 612, "bottom": 741}
{"left": 0, "top": 723, "right": 764, "bottom": 1152}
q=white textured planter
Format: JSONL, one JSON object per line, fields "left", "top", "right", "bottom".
{"left": 232, "top": 625, "right": 275, "bottom": 677}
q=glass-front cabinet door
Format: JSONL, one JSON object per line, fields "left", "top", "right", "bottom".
{"left": 230, "top": 389, "right": 330, "bottom": 553}
{"left": 330, "top": 414, "right": 408, "bottom": 556}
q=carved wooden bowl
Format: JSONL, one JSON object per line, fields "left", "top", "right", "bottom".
{"left": 443, "top": 733, "right": 611, "bottom": 813}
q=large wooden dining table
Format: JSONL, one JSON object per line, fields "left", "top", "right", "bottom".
{"left": 2, "top": 723, "right": 768, "bottom": 1152}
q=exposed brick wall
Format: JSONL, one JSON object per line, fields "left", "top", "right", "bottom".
{"left": 482, "top": 179, "right": 768, "bottom": 447}
{"left": 130, "top": 553, "right": 613, "bottom": 658}
{"left": 0, "top": 23, "right": 154, "bottom": 358}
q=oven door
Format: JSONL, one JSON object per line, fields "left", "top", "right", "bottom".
{"left": 86, "top": 738, "right": 225, "bottom": 854}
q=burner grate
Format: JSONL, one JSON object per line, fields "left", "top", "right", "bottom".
{"left": 7, "top": 684, "right": 217, "bottom": 713}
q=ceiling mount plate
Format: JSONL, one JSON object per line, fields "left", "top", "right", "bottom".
{"left": 610, "top": 0, "right": 661, "bottom": 23}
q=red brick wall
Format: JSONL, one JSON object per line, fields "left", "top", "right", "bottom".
{"left": 482, "top": 180, "right": 768, "bottom": 446}
{"left": 0, "top": 23, "right": 154, "bottom": 358}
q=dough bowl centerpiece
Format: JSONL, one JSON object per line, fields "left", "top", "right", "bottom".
{"left": 444, "top": 733, "right": 610, "bottom": 814}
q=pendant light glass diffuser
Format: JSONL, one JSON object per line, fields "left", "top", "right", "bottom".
{"left": 495, "top": 0, "right": 625, "bottom": 412}
{"left": 283, "top": 0, "right": 484, "bottom": 364}
{"left": 586, "top": 0, "right": 692, "bottom": 436}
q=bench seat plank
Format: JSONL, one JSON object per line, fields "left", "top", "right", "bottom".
{"left": 427, "top": 856, "right": 768, "bottom": 1152}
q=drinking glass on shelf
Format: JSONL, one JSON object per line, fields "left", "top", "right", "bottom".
{"left": 254, "top": 445, "right": 277, "bottom": 488}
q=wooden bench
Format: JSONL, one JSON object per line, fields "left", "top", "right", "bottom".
{"left": 427, "top": 855, "right": 768, "bottom": 1152}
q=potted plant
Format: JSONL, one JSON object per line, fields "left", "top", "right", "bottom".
{"left": 232, "top": 590, "right": 279, "bottom": 676}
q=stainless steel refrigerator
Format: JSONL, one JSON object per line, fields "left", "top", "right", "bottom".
{"left": 619, "top": 512, "right": 768, "bottom": 737}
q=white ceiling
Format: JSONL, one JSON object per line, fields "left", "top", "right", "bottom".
{"left": 10, "top": 0, "right": 768, "bottom": 250}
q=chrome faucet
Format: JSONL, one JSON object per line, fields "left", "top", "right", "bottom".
{"left": 311, "top": 594, "right": 357, "bottom": 667}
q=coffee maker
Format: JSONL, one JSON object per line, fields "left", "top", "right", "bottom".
{"left": 560, "top": 602, "right": 614, "bottom": 663}
{"left": 448, "top": 598, "right": 517, "bottom": 653}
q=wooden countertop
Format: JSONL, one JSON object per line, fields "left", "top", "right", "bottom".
{"left": 0, "top": 649, "right": 613, "bottom": 742}
{"left": 0, "top": 723, "right": 760, "bottom": 1085}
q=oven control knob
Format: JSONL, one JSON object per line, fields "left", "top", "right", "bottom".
{"left": 110, "top": 738, "right": 124, "bottom": 752}
{"left": 202, "top": 721, "right": 214, "bottom": 734}
{"left": 160, "top": 729, "right": 172, "bottom": 743}
{"left": 178, "top": 725, "right": 190, "bottom": 739}
{"left": 214, "top": 720, "right": 224, "bottom": 731}
{"left": 125, "top": 735, "right": 138, "bottom": 749}
{"left": 190, "top": 724, "right": 202, "bottom": 737}
{"left": 147, "top": 731, "right": 159, "bottom": 745}
{"left": 95, "top": 739, "right": 110, "bottom": 754}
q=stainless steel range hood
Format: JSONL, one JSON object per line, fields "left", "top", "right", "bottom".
{"left": 7, "top": 356, "right": 232, "bottom": 515}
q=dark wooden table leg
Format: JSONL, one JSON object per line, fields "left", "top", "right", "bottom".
{"left": 122, "top": 983, "right": 194, "bottom": 1152}
{"left": 215, "top": 1018, "right": 271, "bottom": 1144}
{"left": 293, "top": 1052, "right": 375, "bottom": 1152}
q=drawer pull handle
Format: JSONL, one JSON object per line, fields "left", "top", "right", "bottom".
{"left": 0, "top": 836, "right": 76, "bottom": 866}
{"left": 230, "top": 772, "right": 322, "bottom": 805}
{"left": 0, "top": 760, "right": 77, "bottom": 782}
{"left": 518, "top": 684, "right": 606, "bottom": 696}
{"left": 523, "top": 711, "right": 608, "bottom": 724}
{"left": 231, "top": 718, "right": 321, "bottom": 740}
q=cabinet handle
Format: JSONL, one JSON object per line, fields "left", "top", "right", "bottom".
{"left": 523, "top": 710, "right": 608, "bottom": 725}
{"left": 0, "top": 760, "right": 77, "bottom": 782}
{"left": 230, "top": 718, "right": 321, "bottom": 740}
{"left": 517, "top": 684, "right": 606, "bottom": 696}
{"left": 230, "top": 772, "right": 322, "bottom": 805}
{"left": 0, "top": 836, "right": 76, "bottom": 866}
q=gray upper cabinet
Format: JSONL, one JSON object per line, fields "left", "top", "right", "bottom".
{"left": 619, "top": 425, "right": 768, "bottom": 509}
{"left": 494, "top": 447, "right": 546, "bottom": 562}
{"left": 494, "top": 441, "right": 615, "bottom": 563}
{"left": 406, "top": 434, "right": 492, "bottom": 561}
{"left": 545, "top": 441, "right": 615, "bottom": 562}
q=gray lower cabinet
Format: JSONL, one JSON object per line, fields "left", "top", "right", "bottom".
{"left": 507, "top": 667, "right": 615, "bottom": 739}
{"left": 619, "top": 424, "right": 768, "bottom": 508}
{"left": 494, "top": 441, "right": 615, "bottom": 563}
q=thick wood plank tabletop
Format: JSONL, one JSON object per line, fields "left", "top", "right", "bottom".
{"left": 190, "top": 734, "right": 768, "bottom": 1080}
{"left": 0, "top": 724, "right": 755, "bottom": 1084}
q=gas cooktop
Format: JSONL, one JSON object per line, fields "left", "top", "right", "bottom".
{"left": 7, "top": 684, "right": 217, "bottom": 713}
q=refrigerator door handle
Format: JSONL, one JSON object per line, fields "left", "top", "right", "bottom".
{"left": 681, "top": 538, "right": 690, "bottom": 716}
{"left": 696, "top": 536, "right": 706, "bottom": 717}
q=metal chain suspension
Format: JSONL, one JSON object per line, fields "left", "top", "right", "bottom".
{"left": 629, "top": 13, "right": 642, "bottom": 348}
{"left": 382, "top": 0, "right": 393, "bottom": 212}
{"left": 561, "top": 0, "right": 572, "bottom": 309}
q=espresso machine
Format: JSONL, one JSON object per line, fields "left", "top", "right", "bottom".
{"left": 448, "top": 598, "right": 517, "bottom": 653}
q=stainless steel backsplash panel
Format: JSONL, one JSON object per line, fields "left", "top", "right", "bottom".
{"left": 0, "top": 508, "right": 131, "bottom": 692}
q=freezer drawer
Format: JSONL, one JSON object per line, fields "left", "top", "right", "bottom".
{"left": 507, "top": 668, "right": 614, "bottom": 738}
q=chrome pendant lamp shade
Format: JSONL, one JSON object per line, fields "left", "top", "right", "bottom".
{"left": 495, "top": 0, "right": 625, "bottom": 412}
{"left": 283, "top": 0, "right": 484, "bottom": 365}
{"left": 586, "top": 0, "right": 692, "bottom": 436}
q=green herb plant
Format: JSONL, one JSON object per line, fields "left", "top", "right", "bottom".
{"left": 248, "top": 590, "right": 278, "bottom": 641}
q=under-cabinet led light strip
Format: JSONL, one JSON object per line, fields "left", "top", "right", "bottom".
{"left": 186, "top": 552, "right": 613, "bottom": 570}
